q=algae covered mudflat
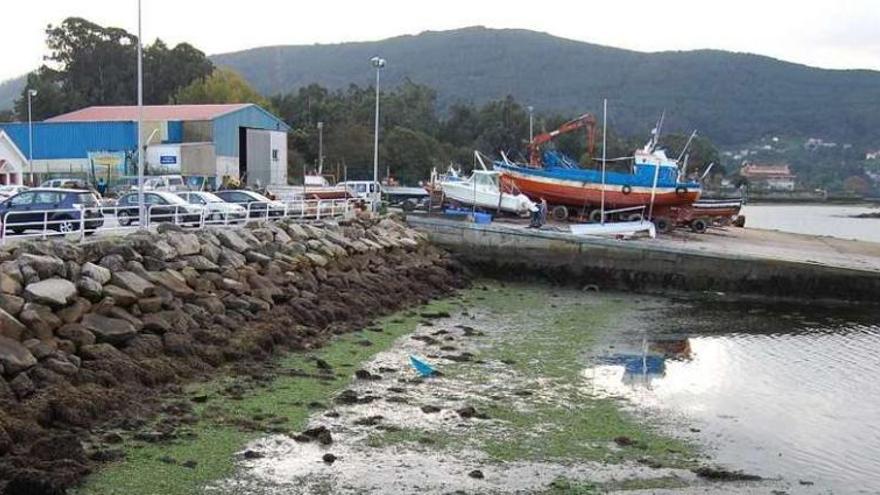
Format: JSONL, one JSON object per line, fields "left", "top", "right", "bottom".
{"left": 203, "top": 282, "right": 708, "bottom": 494}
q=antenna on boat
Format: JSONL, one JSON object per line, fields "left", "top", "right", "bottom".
{"left": 676, "top": 130, "right": 698, "bottom": 163}
{"left": 500, "top": 151, "right": 514, "bottom": 167}
{"left": 700, "top": 162, "right": 715, "bottom": 181}
{"left": 646, "top": 111, "right": 666, "bottom": 152}
{"left": 474, "top": 150, "right": 490, "bottom": 171}
{"left": 600, "top": 98, "right": 608, "bottom": 225}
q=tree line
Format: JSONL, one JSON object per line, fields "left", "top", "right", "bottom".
{"left": 5, "top": 17, "right": 720, "bottom": 186}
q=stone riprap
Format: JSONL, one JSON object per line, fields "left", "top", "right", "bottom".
{"left": 0, "top": 216, "right": 464, "bottom": 492}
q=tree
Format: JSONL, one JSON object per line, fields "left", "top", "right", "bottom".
{"left": 15, "top": 17, "right": 213, "bottom": 119}
{"left": 174, "top": 69, "right": 272, "bottom": 110}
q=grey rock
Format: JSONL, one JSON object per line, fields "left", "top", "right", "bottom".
{"left": 110, "top": 271, "right": 156, "bottom": 298}
{"left": 102, "top": 285, "right": 138, "bottom": 306}
{"left": 216, "top": 230, "right": 250, "bottom": 253}
{"left": 81, "top": 262, "right": 112, "bottom": 285}
{"left": 99, "top": 254, "right": 127, "bottom": 272}
{"left": 182, "top": 255, "right": 219, "bottom": 271}
{"left": 9, "top": 373, "right": 34, "bottom": 399}
{"left": 0, "top": 272, "right": 22, "bottom": 295}
{"left": 142, "top": 313, "right": 172, "bottom": 334}
{"left": 80, "top": 343, "right": 127, "bottom": 361}
{"left": 24, "top": 278, "right": 77, "bottom": 307}
{"left": 165, "top": 232, "right": 201, "bottom": 256}
{"left": 106, "top": 307, "right": 144, "bottom": 332}
{"left": 56, "top": 323, "right": 96, "bottom": 350}
{"left": 201, "top": 242, "right": 221, "bottom": 263}
{"left": 0, "top": 307, "right": 26, "bottom": 341}
{"left": 18, "top": 253, "right": 64, "bottom": 279}
{"left": 148, "top": 270, "right": 193, "bottom": 298}
{"left": 0, "top": 294, "right": 25, "bottom": 316}
{"left": 76, "top": 277, "right": 104, "bottom": 302}
{"left": 19, "top": 303, "right": 62, "bottom": 340}
{"left": 81, "top": 313, "right": 138, "bottom": 345}
{"left": 245, "top": 251, "right": 272, "bottom": 264}
{"left": 138, "top": 296, "right": 163, "bottom": 314}
{"left": 45, "top": 358, "right": 78, "bottom": 376}
{"left": 23, "top": 339, "right": 53, "bottom": 360}
{"left": 64, "top": 260, "right": 82, "bottom": 281}
{"left": 218, "top": 248, "right": 246, "bottom": 268}
{"left": 0, "top": 336, "right": 37, "bottom": 375}
{"left": 57, "top": 298, "right": 91, "bottom": 324}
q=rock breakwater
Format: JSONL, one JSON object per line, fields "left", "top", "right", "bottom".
{"left": 0, "top": 216, "right": 464, "bottom": 493}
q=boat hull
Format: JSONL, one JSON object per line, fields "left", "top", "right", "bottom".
{"left": 441, "top": 182, "right": 533, "bottom": 215}
{"left": 499, "top": 166, "right": 700, "bottom": 209}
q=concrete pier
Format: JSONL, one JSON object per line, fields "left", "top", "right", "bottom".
{"left": 407, "top": 216, "right": 880, "bottom": 303}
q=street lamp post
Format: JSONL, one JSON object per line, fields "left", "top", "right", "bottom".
{"left": 528, "top": 105, "right": 534, "bottom": 142}
{"left": 136, "top": 0, "right": 145, "bottom": 225}
{"left": 27, "top": 89, "right": 37, "bottom": 186}
{"left": 370, "top": 56, "right": 386, "bottom": 209}
{"left": 317, "top": 121, "right": 324, "bottom": 175}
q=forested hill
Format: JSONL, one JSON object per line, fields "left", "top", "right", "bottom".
{"left": 212, "top": 26, "right": 880, "bottom": 146}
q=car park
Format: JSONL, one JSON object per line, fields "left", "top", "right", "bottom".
{"left": 115, "top": 191, "right": 203, "bottom": 226}
{"left": 177, "top": 191, "right": 248, "bottom": 223}
{"left": 214, "top": 190, "right": 286, "bottom": 218}
{"left": 0, "top": 188, "right": 104, "bottom": 234}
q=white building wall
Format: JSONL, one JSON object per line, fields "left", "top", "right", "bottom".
{"left": 269, "top": 130, "right": 288, "bottom": 185}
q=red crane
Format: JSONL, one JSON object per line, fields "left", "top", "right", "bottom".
{"left": 528, "top": 113, "right": 597, "bottom": 167}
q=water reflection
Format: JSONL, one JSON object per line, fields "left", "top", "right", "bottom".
{"left": 587, "top": 317, "right": 880, "bottom": 493}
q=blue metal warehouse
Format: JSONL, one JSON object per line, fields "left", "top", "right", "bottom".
{"left": 0, "top": 103, "right": 290, "bottom": 188}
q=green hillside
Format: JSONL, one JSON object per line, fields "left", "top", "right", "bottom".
{"left": 212, "top": 26, "right": 880, "bottom": 146}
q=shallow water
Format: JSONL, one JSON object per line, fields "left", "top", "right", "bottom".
{"left": 741, "top": 203, "right": 880, "bottom": 242}
{"left": 590, "top": 302, "right": 880, "bottom": 494}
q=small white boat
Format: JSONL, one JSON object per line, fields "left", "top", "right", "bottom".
{"left": 441, "top": 169, "right": 536, "bottom": 215}
{"left": 570, "top": 220, "right": 657, "bottom": 239}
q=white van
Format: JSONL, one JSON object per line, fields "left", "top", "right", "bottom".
{"left": 339, "top": 181, "right": 380, "bottom": 199}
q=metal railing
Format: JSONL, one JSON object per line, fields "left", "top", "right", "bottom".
{"left": 0, "top": 198, "right": 373, "bottom": 245}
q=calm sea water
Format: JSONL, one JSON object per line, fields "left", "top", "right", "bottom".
{"left": 741, "top": 203, "right": 880, "bottom": 243}
{"left": 589, "top": 302, "right": 880, "bottom": 493}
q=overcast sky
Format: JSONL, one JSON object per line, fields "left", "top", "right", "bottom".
{"left": 2, "top": 0, "right": 878, "bottom": 81}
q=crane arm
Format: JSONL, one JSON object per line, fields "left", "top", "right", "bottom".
{"left": 528, "top": 113, "right": 597, "bottom": 167}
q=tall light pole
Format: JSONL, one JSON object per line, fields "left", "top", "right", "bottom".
{"left": 528, "top": 105, "right": 534, "bottom": 142}
{"left": 370, "top": 56, "right": 385, "bottom": 208}
{"left": 27, "top": 89, "right": 37, "bottom": 186}
{"left": 317, "top": 121, "right": 324, "bottom": 175}
{"left": 136, "top": 0, "right": 145, "bottom": 225}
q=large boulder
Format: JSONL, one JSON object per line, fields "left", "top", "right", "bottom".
{"left": 148, "top": 270, "right": 194, "bottom": 298}
{"left": 81, "top": 313, "right": 138, "bottom": 345}
{"left": 215, "top": 230, "right": 250, "bottom": 253}
{"left": 17, "top": 253, "right": 64, "bottom": 279}
{"left": 19, "top": 303, "right": 62, "bottom": 340}
{"left": 81, "top": 262, "right": 112, "bottom": 285}
{"left": 102, "top": 285, "right": 138, "bottom": 306}
{"left": 0, "top": 294, "right": 25, "bottom": 317}
{"left": 218, "top": 248, "right": 246, "bottom": 269}
{"left": 0, "top": 308, "right": 26, "bottom": 341}
{"left": 57, "top": 298, "right": 91, "bottom": 324}
{"left": 110, "top": 271, "right": 156, "bottom": 298}
{"left": 24, "top": 278, "right": 77, "bottom": 307}
{"left": 76, "top": 277, "right": 104, "bottom": 302}
{"left": 182, "top": 255, "right": 219, "bottom": 272}
{"left": 0, "top": 272, "right": 22, "bottom": 295}
{"left": 0, "top": 336, "right": 37, "bottom": 375}
{"left": 165, "top": 232, "right": 201, "bottom": 257}
{"left": 56, "top": 323, "right": 96, "bottom": 350}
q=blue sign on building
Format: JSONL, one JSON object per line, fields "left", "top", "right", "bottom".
{"left": 160, "top": 155, "right": 177, "bottom": 165}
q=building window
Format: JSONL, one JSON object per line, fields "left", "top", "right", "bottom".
{"left": 272, "top": 149, "right": 279, "bottom": 162}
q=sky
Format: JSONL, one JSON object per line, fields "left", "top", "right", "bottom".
{"left": 2, "top": 0, "right": 878, "bottom": 81}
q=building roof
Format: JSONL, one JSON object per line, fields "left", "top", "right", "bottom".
{"left": 740, "top": 163, "right": 795, "bottom": 178}
{"left": 46, "top": 104, "right": 252, "bottom": 123}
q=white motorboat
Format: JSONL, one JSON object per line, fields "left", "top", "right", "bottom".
{"left": 440, "top": 169, "right": 536, "bottom": 215}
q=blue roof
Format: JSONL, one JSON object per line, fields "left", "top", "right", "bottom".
{"left": 0, "top": 121, "right": 137, "bottom": 160}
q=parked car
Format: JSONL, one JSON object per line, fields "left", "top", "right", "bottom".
{"left": 214, "top": 190, "right": 286, "bottom": 218}
{"left": 115, "top": 191, "right": 203, "bottom": 226}
{"left": 176, "top": 191, "right": 247, "bottom": 223}
{"left": 0, "top": 188, "right": 104, "bottom": 234}
{"left": 39, "top": 178, "right": 88, "bottom": 189}
{"left": 0, "top": 185, "right": 29, "bottom": 200}
{"left": 113, "top": 175, "right": 189, "bottom": 195}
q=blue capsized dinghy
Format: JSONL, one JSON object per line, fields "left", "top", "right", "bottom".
{"left": 410, "top": 355, "right": 437, "bottom": 377}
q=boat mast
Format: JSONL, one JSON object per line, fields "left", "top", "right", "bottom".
{"left": 600, "top": 98, "right": 607, "bottom": 225}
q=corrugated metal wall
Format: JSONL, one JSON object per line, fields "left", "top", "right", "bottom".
{"left": 212, "top": 105, "right": 289, "bottom": 157}
{"left": 0, "top": 122, "right": 137, "bottom": 159}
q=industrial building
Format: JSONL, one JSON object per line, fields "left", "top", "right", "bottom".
{"left": 0, "top": 103, "right": 290, "bottom": 188}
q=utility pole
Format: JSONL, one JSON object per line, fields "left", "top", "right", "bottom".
{"left": 27, "top": 89, "right": 37, "bottom": 186}
{"left": 370, "top": 56, "right": 386, "bottom": 209}
{"left": 136, "top": 0, "right": 145, "bottom": 225}
{"left": 317, "top": 121, "right": 324, "bottom": 175}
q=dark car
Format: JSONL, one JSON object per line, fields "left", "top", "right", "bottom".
{"left": 0, "top": 188, "right": 104, "bottom": 235}
{"left": 115, "top": 191, "right": 204, "bottom": 226}
{"left": 214, "top": 190, "right": 286, "bottom": 218}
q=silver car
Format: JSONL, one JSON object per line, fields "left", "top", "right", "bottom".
{"left": 177, "top": 191, "right": 248, "bottom": 223}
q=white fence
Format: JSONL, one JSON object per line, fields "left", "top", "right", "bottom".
{"left": 0, "top": 198, "right": 372, "bottom": 245}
